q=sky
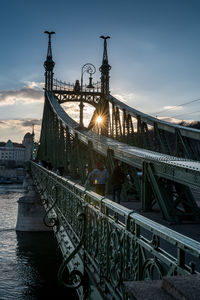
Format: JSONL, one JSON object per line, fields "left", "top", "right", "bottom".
{"left": 1, "top": 0, "right": 200, "bottom": 142}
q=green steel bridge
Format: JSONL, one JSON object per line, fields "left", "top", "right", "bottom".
{"left": 31, "top": 32, "right": 200, "bottom": 299}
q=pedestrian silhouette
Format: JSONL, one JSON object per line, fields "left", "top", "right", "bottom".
{"left": 87, "top": 161, "right": 109, "bottom": 196}
{"left": 111, "top": 162, "right": 125, "bottom": 203}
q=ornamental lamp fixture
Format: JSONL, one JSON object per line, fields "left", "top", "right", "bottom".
{"left": 87, "top": 75, "right": 94, "bottom": 89}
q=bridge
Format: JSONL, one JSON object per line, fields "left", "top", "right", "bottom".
{"left": 31, "top": 31, "right": 200, "bottom": 299}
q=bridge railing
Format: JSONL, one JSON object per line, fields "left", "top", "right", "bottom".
{"left": 31, "top": 161, "right": 200, "bottom": 299}
{"left": 53, "top": 78, "right": 101, "bottom": 93}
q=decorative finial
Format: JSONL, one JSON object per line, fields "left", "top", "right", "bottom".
{"left": 99, "top": 35, "right": 111, "bottom": 95}
{"left": 44, "top": 31, "right": 55, "bottom": 58}
{"left": 100, "top": 36, "right": 110, "bottom": 63}
{"left": 100, "top": 35, "right": 110, "bottom": 39}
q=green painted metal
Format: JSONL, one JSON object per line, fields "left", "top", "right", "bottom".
{"left": 43, "top": 34, "right": 200, "bottom": 162}
{"left": 37, "top": 90, "right": 200, "bottom": 224}
{"left": 36, "top": 34, "right": 200, "bottom": 298}
{"left": 108, "top": 95, "right": 200, "bottom": 161}
{"left": 31, "top": 162, "right": 200, "bottom": 299}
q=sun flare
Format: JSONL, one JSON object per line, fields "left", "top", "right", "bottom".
{"left": 96, "top": 116, "right": 102, "bottom": 124}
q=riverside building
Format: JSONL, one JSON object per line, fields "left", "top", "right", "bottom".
{"left": 0, "top": 132, "right": 34, "bottom": 165}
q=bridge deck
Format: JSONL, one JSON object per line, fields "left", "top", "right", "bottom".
{"left": 78, "top": 128, "right": 200, "bottom": 190}
{"left": 121, "top": 198, "right": 200, "bottom": 243}
{"left": 81, "top": 128, "right": 200, "bottom": 171}
{"left": 62, "top": 172, "right": 200, "bottom": 243}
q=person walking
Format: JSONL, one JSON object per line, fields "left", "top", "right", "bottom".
{"left": 111, "top": 163, "right": 125, "bottom": 203}
{"left": 87, "top": 161, "right": 109, "bottom": 196}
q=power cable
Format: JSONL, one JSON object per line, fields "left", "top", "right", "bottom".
{"left": 153, "top": 98, "right": 200, "bottom": 115}
{"left": 170, "top": 110, "right": 200, "bottom": 119}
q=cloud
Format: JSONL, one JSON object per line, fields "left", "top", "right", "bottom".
{"left": 21, "top": 119, "right": 42, "bottom": 127}
{"left": 113, "top": 92, "right": 135, "bottom": 104}
{"left": 158, "top": 116, "right": 194, "bottom": 124}
{"left": 62, "top": 102, "right": 95, "bottom": 126}
{"left": 163, "top": 105, "right": 182, "bottom": 111}
{"left": 0, "top": 119, "right": 41, "bottom": 129}
{"left": 23, "top": 81, "right": 44, "bottom": 89}
{"left": 0, "top": 119, "right": 41, "bottom": 142}
{"left": 0, "top": 83, "right": 43, "bottom": 106}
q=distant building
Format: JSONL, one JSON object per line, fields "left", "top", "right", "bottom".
{"left": 22, "top": 132, "right": 34, "bottom": 161}
{"left": 0, "top": 140, "right": 25, "bottom": 164}
{"left": 0, "top": 132, "right": 34, "bottom": 165}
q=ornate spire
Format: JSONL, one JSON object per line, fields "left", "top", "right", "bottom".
{"left": 44, "top": 31, "right": 55, "bottom": 91}
{"left": 32, "top": 123, "right": 35, "bottom": 137}
{"left": 99, "top": 36, "right": 111, "bottom": 95}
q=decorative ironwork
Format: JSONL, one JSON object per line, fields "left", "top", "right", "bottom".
{"left": 141, "top": 257, "right": 165, "bottom": 280}
{"left": 80, "top": 63, "right": 96, "bottom": 127}
{"left": 99, "top": 36, "right": 111, "bottom": 95}
{"left": 108, "top": 229, "right": 123, "bottom": 287}
{"left": 43, "top": 184, "right": 59, "bottom": 230}
{"left": 44, "top": 31, "right": 55, "bottom": 91}
{"left": 31, "top": 162, "right": 200, "bottom": 299}
{"left": 57, "top": 211, "right": 86, "bottom": 289}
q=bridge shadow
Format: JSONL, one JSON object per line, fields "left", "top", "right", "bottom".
{"left": 16, "top": 231, "right": 78, "bottom": 299}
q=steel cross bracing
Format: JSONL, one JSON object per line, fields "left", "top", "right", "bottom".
{"left": 31, "top": 161, "right": 200, "bottom": 300}
{"left": 37, "top": 91, "right": 200, "bottom": 224}
{"left": 43, "top": 32, "right": 200, "bottom": 160}
{"left": 52, "top": 88, "right": 200, "bottom": 161}
{"left": 52, "top": 78, "right": 102, "bottom": 108}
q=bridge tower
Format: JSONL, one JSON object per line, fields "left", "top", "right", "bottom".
{"left": 44, "top": 31, "right": 55, "bottom": 91}
{"left": 99, "top": 36, "right": 111, "bottom": 135}
{"left": 99, "top": 35, "right": 111, "bottom": 95}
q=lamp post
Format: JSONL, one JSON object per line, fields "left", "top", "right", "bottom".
{"left": 79, "top": 63, "right": 96, "bottom": 128}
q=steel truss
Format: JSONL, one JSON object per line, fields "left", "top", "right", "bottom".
{"left": 37, "top": 91, "right": 200, "bottom": 224}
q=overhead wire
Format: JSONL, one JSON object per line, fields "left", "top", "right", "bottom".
{"left": 153, "top": 98, "right": 200, "bottom": 116}
{"left": 170, "top": 110, "right": 200, "bottom": 119}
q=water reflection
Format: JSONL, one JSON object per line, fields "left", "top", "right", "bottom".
{"left": 16, "top": 231, "right": 77, "bottom": 299}
{"left": 0, "top": 191, "right": 77, "bottom": 300}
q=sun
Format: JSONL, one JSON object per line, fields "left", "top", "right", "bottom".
{"left": 96, "top": 116, "right": 102, "bottom": 124}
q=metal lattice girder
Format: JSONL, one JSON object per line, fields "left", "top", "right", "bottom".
{"left": 87, "top": 109, "right": 99, "bottom": 132}
{"left": 55, "top": 90, "right": 101, "bottom": 108}
{"left": 87, "top": 140, "right": 96, "bottom": 173}
{"left": 142, "top": 162, "right": 175, "bottom": 222}
{"left": 107, "top": 95, "right": 200, "bottom": 161}
{"left": 39, "top": 91, "right": 200, "bottom": 224}
{"left": 154, "top": 122, "right": 167, "bottom": 154}
{"left": 76, "top": 136, "right": 88, "bottom": 183}
{"left": 175, "top": 128, "right": 191, "bottom": 158}
{"left": 173, "top": 182, "right": 200, "bottom": 222}
{"left": 142, "top": 162, "right": 200, "bottom": 223}
{"left": 115, "top": 106, "right": 122, "bottom": 138}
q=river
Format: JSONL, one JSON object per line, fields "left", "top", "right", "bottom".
{"left": 0, "top": 186, "right": 77, "bottom": 299}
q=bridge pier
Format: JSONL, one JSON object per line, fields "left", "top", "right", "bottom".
{"left": 16, "top": 173, "right": 51, "bottom": 231}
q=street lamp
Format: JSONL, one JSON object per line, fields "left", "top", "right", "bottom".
{"left": 79, "top": 63, "right": 96, "bottom": 128}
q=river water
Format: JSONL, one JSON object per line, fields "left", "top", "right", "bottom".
{"left": 0, "top": 186, "right": 77, "bottom": 299}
